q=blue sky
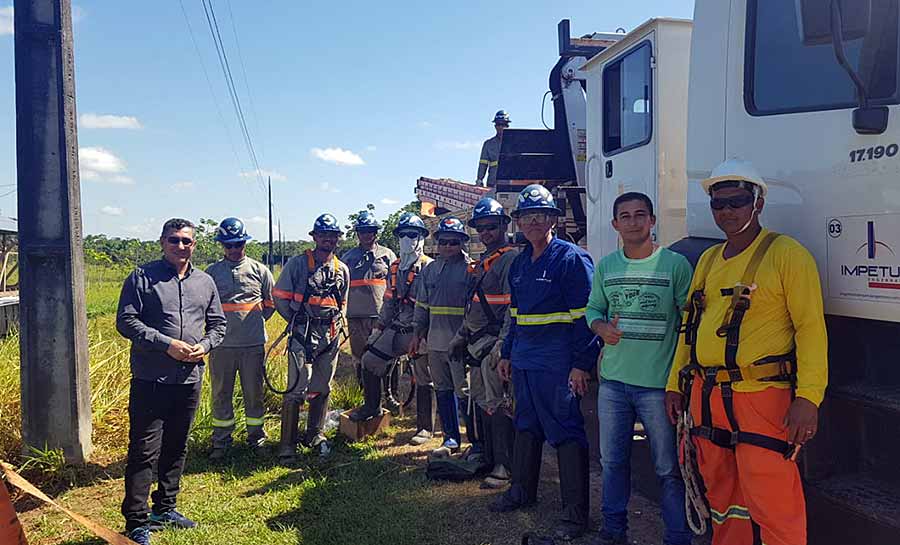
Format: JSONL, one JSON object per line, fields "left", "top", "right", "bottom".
{"left": 0, "top": 0, "right": 693, "bottom": 240}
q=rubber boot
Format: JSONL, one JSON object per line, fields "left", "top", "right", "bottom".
{"left": 489, "top": 430, "right": 543, "bottom": 512}
{"left": 459, "top": 396, "right": 480, "bottom": 450}
{"left": 382, "top": 361, "right": 401, "bottom": 415}
{"left": 410, "top": 384, "right": 436, "bottom": 445}
{"left": 553, "top": 441, "right": 590, "bottom": 541}
{"left": 302, "top": 393, "right": 330, "bottom": 451}
{"left": 493, "top": 411, "right": 515, "bottom": 470}
{"left": 277, "top": 399, "right": 302, "bottom": 462}
{"left": 478, "top": 407, "right": 494, "bottom": 467}
{"left": 350, "top": 368, "right": 382, "bottom": 422}
{"left": 435, "top": 390, "right": 461, "bottom": 450}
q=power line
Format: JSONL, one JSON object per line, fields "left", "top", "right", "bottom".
{"left": 201, "top": 0, "right": 266, "bottom": 198}
{"left": 177, "top": 0, "right": 243, "bottom": 175}
{"left": 225, "top": 0, "right": 263, "bottom": 161}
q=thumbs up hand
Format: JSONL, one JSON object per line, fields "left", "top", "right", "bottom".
{"left": 592, "top": 314, "right": 624, "bottom": 346}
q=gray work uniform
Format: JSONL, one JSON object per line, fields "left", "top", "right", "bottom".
{"left": 452, "top": 245, "right": 518, "bottom": 412}
{"left": 362, "top": 255, "right": 432, "bottom": 385}
{"left": 341, "top": 244, "right": 396, "bottom": 360}
{"left": 477, "top": 135, "right": 501, "bottom": 188}
{"left": 273, "top": 251, "right": 349, "bottom": 403}
{"left": 414, "top": 253, "right": 471, "bottom": 397}
{"left": 205, "top": 256, "right": 275, "bottom": 447}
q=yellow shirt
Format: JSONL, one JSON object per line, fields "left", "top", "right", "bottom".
{"left": 665, "top": 229, "right": 828, "bottom": 406}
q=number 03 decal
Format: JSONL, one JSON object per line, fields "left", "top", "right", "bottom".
{"left": 849, "top": 144, "right": 899, "bottom": 163}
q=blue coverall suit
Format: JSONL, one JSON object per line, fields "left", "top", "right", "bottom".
{"left": 496, "top": 237, "right": 596, "bottom": 530}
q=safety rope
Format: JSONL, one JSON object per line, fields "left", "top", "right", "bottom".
{"left": 678, "top": 408, "right": 709, "bottom": 535}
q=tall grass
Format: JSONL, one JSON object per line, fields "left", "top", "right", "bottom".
{"left": 0, "top": 265, "right": 360, "bottom": 474}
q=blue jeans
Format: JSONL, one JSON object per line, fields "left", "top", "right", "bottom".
{"left": 597, "top": 379, "right": 692, "bottom": 545}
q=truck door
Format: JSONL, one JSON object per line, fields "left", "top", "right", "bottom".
{"left": 723, "top": 0, "right": 900, "bottom": 322}
{"left": 587, "top": 35, "right": 657, "bottom": 261}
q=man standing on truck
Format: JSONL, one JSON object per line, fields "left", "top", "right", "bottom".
{"left": 664, "top": 159, "right": 828, "bottom": 545}
{"left": 351, "top": 213, "right": 436, "bottom": 446}
{"left": 586, "top": 193, "right": 693, "bottom": 545}
{"left": 448, "top": 197, "right": 519, "bottom": 487}
{"left": 489, "top": 184, "right": 597, "bottom": 541}
{"left": 340, "top": 211, "right": 396, "bottom": 392}
{"left": 273, "top": 213, "right": 350, "bottom": 463}
{"left": 206, "top": 217, "right": 276, "bottom": 460}
{"left": 414, "top": 217, "right": 472, "bottom": 454}
{"left": 476, "top": 110, "right": 510, "bottom": 189}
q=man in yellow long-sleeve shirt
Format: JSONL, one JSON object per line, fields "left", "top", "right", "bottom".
{"left": 664, "top": 159, "right": 827, "bottom": 545}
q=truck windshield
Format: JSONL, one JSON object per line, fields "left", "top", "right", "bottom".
{"left": 746, "top": 0, "right": 899, "bottom": 115}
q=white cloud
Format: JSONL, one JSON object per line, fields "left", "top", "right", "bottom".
{"left": 380, "top": 197, "right": 399, "bottom": 205}
{"left": 311, "top": 147, "right": 365, "bottom": 166}
{"left": 239, "top": 169, "right": 286, "bottom": 181}
{"left": 435, "top": 140, "right": 480, "bottom": 151}
{"left": 247, "top": 216, "right": 266, "bottom": 224}
{"left": 80, "top": 113, "right": 143, "bottom": 130}
{"left": 366, "top": 145, "right": 377, "bottom": 152}
{"left": 100, "top": 205, "right": 123, "bottom": 216}
{"left": 172, "top": 181, "right": 194, "bottom": 192}
{"left": 319, "top": 182, "right": 341, "bottom": 193}
{"left": 419, "top": 121, "right": 433, "bottom": 128}
{"left": 109, "top": 175, "right": 135, "bottom": 185}
{"left": 79, "top": 147, "right": 135, "bottom": 184}
{"left": 0, "top": 7, "right": 12, "bottom": 36}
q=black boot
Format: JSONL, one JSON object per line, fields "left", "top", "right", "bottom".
{"left": 478, "top": 407, "right": 494, "bottom": 467}
{"left": 489, "top": 430, "right": 543, "bottom": 512}
{"left": 302, "top": 393, "right": 330, "bottom": 450}
{"left": 277, "top": 399, "right": 302, "bottom": 462}
{"left": 410, "top": 384, "right": 436, "bottom": 445}
{"left": 493, "top": 411, "right": 515, "bottom": 470}
{"left": 350, "top": 368, "right": 383, "bottom": 422}
{"left": 553, "top": 441, "right": 590, "bottom": 540}
{"left": 382, "top": 362, "right": 401, "bottom": 415}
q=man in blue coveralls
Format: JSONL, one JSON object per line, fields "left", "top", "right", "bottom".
{"left": 489, "top": 184, "right": 597, "bottom": 541}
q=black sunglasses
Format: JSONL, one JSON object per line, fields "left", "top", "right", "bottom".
{"left": 437, "top": 239, "right": 462, "bottom": 246}
{"left": 473, "top": 224, "right": 500, "bottom": 233}
{"left": 397, "top": 231, "right": 420, "bottom": 239}
{"left": 710, "top": 194, "right": 755, "bottom": 211}
{"left": 166, "top": 236, "right": 195, "bottom": 246}
{"left": 223, "top": 241, "right": 245, "bottom": 249}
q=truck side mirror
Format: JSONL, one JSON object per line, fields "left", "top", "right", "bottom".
{"left": 795, "top": 0, "right": 871, "bottom": 45}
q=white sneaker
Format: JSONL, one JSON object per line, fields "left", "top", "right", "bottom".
{"left": 409, "top": 429, "right": 433, "bottom": 445}
{"left": 480, "top": 464, "right": 511, "bottom": 489}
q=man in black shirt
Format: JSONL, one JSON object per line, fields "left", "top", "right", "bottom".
{"left": 116, "top": 218, "right": 226, "bottom": 545}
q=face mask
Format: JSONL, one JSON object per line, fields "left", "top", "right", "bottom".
{"left": 399, "top": 236, "right": 420, "bottom": 254}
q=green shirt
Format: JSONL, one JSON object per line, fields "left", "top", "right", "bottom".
{"left": 586, "top": 246, "right": 693, "bottom": 388}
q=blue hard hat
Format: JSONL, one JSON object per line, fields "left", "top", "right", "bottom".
{"left": 511, "top": 184, "right": 561, "bottom": 218}
{"left": 468, "top": 197, "right": 510, "bottom": 226}
{"left": 215, "top": 217, "right": 253, "bottom": 243}
{"left": 433, "top": 216, "right": 470, "bottom": 241}
{"left": 493, "top": 110, "right": 510, "bottom": 125}
{"left": 393, "top": 212, "right": 429, "bottom": 237}
{"left": 310, "top": 213, "right": 343, "bottom": 235}
{"left": 354, "top": 210, "right": 381, "bottom": 231}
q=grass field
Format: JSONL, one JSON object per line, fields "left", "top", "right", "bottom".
{"left": 0, "top": 266, "right": 554, "bottom": 545}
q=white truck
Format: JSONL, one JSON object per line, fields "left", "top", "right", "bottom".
{"left": 579, "top": 1, "right": 900, "bottom": 543}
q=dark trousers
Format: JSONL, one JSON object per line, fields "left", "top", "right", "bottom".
{"left": 122, "top": 378, "right": 201, "bottom": 530}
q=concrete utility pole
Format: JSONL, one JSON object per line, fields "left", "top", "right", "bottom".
{"left": 14, "top": 0, "right": 92, "bottom": 462}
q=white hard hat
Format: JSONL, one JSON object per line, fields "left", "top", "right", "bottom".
{"left": 700, "top": 158, "right": 768, "bottom": 197}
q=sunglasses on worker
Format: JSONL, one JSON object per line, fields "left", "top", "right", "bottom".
{"left": 709, "top": 194, "right": 755, "bottom": 211}
{"left": 396, "top": 231, "right": 420, "bottom": 239}
{"left": 437, "top": 238, "right": 462, "bottom": 246}
{"left": 517, "top": 211, "right": 551, "bottom": 224}
{"left": 166, "top": 236, "right": 195, "bottom": 246}
{"left": 473, "top": 223, "right": 500, "bottom": 233}
{"left": 222, "top": 241, "right": 245, "bottom": 249}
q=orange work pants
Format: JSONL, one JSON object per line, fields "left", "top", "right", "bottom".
{"left": 0, "top": 478, "right": 28, "bottom": 545}
{"left": 690, "top": 378, "right": 806, "bottom": 545}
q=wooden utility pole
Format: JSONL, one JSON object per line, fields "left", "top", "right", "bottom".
{"left": 267, "top": 176, "right": 273, "bottom": 271}
{"left": 14, "top": 0, "right": 92, "bottom": 462}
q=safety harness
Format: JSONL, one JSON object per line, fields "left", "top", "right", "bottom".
{"left": 678, "top": 232, "right": 798, "bottom": 458}
{"left": 264, "top": 250, "right": 347, "bottom": 395}
{"left": 365, "top": 255, "right": 428, "bottom": 363}
{"left": 463, "top": 246, "right": 514, "bottom": 366}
